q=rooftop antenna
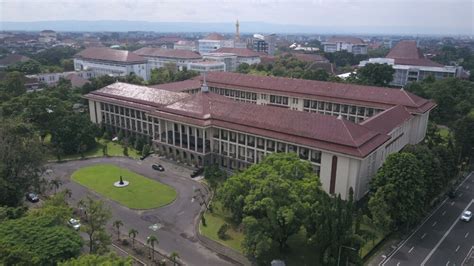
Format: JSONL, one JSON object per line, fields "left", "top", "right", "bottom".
{"left": 201, "top": 71, "right": 209, "bottom": 93}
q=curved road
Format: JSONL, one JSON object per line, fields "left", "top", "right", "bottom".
{"left": 47, "top": 156, "right": 235, "bottom": 266}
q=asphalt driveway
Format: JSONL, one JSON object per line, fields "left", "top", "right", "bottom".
{"left": 47, "top": 156, "right": 235, "bottom": 266}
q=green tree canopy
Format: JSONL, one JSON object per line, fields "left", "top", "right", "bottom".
{"left": 51, "top": 114, "right": 99, "bottom": 155}
{"left": 353, "top": 63, "right": 395, "bottom": 86}
{"left": 59, "top": 253, "right": 132, "bottom": 266}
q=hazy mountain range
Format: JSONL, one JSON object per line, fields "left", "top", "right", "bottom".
{"left": 0, "top": 20, "right": 462, "bottom": 35}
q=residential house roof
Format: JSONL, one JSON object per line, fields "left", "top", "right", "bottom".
{"left": 327, "top": 37, "right": 365, "bottom": 45}
{"left": 0, "top": 54, "right": 31, "bottom": 66}
{"left": 214, "top": 48, "right": 260, "bottom": 57}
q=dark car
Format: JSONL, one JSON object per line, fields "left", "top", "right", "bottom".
{"left": 190, "top": 168, "right": 204, "bottom": 178}
{"left": 26, "top": 193, "right": 39, "bottom": 203}
{"left": 152, "top": 164, "right": 164, "bottom": 171}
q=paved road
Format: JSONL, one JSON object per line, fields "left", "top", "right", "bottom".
{"left": 382, "top": 172, "right": 474, "bottom": 266}
{"left": 47, "top": 156, "right": 235, "bottom": 266}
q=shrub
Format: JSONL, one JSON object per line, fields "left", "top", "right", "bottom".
{"left": 121, "top": 239, "right": 129, "bottom": 246}
{"left": 201, "top": 215, "right": 206, "bottom": 226}
{"left": 217, "top": 223, "right": 230, "bottom": 240}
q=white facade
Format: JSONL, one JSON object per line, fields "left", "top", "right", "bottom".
{"left": 28, "top": 71, "right": 95, "bottom": 85}
{"left": 198, "top": 39, "right": 234, "bottom": 54}
{"left": 323, "top": 42, "right": 368, "bottom": 55}
{"left": 186, "top": 61, "right": 226, "bottom": 73}
{"left": 74, "top": 58, "right": 149, "bottom": 81}
{"left": 359, "top": 58, "right": 461, "bottom": 87}
{"left": 202, "top": 53, "right": 237, "bottom": 72}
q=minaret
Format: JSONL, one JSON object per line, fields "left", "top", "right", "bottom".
{"left": 235, "top": 19, "right": 240, "bottom": 41}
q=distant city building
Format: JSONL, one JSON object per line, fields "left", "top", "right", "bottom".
{"left": 74, "top": 47, "right": 149, "bottom": 81}
{"left": 202, "top": 53, "right": 237, "bottom": 72}
{"left": 323, "top": 36, "right": 368, "bottom": 55}
{"left": 214, "top": 47, "right": 261, "bottom": 65}
{"left": 198, "top": 33, "right": 234, "bottom": 54}
{"left": 39, "top": 30, "right": 57, "bottom": 43}
{"left": 250, "top": 34, "right": 276, "bottom": 55}
{"left": 134, "top": 47, "right": 202, "bottom": 70}
{"left": 174, "top": 40, "right": 197, "bottom": 51}
{"left": 0, "top": 54, "right": 31, "bottom": 69}
{"left": 186, "top": 60, "right": 226, "bottom": 73}
{"left": 28, "top": 71, "right": 95, "bottom": 87}
{"left": 359, "top": 40, "right": 463, "bottom": 86}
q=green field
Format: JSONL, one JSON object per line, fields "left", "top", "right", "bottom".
{"left": 72, "top": 164, "right": 176, "bottom": 209}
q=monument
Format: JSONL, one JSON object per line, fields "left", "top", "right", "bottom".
{"left": 114, "top": 175, "right": 129, "bottom": 188}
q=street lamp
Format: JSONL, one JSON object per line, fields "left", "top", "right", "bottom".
{"left": 337, "top": 245, "right": 357, "bottom": 266}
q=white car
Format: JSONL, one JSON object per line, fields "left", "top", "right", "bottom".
{"left": 68, "top": 218, "right": 81, "bottom": 230}
{"left": 461, "top": 211, "right": 472, "bottom": 222}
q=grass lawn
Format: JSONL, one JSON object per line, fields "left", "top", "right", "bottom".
{"left": 71, "top": 164, "right": 176, "bottom": 209}
{"left": 200, "top": 201, "right": 245, "bottom": 252}
{"left": 438, "top": 127, "right": 451, "bottom": 141}
{"left": 46, "top": 138, "right": 140, "bottom": 161}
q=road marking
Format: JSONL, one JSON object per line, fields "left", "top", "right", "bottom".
{"left": 442, "top": 211, "right": 446, "bottom": 216}
{"left": 459, "top": 192, "right": 463, "bottom": 197}
{"left": 466, "top": 232, "right": 470, "bottom": 238}
{"left": 396, "top": 262, "right": 400, "bottom": 266}
{"left": 421, "top": 233, "right": 427, "bottom": 239}
{"left": 467, "top": 185, "right": 470, "bottom": 189}
{"left": 408, "top": 246, "right": 414, "bottom": 253}
{"left": 421, "top": 199, "right": 474, "bottom": 266}
{"left": 432, "top": 221, "right": 437, "bottom": 227}
{"left": 451, "top": 201, "right": 455, "bottom": 206}
{"left": 456, "top": 245, "right": 460, "bottom": 252}
{"left": 446, "top": 261, "right": 450, "bottom": 266}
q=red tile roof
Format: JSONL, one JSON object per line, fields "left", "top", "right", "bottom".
{"left": 386, "top": 41, "right": 444, "bottom": 67}
{"left": 134, "top": 47, "right": 202, "bottom": 60}
{"left": 282, "top": 52, "right": 329, "bottom": 63}
{"left": 327, "top": 37, "right": 365, "bottom": 45}
{"left": 214, "top": 48, "right": 260, "bottom": 57}
{"left": 65, "top": 73, "right": 90, "bottom": 88}
{"left": 84, "top": 83, "right": 391, "bottom": 157}
{"left": 75, "top": 47, "right": 146, "bottom": 63}
{"left": 149, "top": 79, "right": 201, "bottom": 92}
{"left": 198, "top": 72, "right": 436, "bottom": 114}
{"left": 0, "top": 54, "right": 31, "bottom": 66}
{"left": 361, "top": 105, "right": 412, "bottom": 134}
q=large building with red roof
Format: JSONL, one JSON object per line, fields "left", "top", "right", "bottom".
{"left": 84, "top": 73, "right": 435, "bottom": 199}
{"left": 74, "top": 47, "right": 150, "bottom": 81}
{"left": 360, "top": 40, "right": 463, "bottom": 86}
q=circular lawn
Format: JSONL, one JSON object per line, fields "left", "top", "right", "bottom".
{"left": 71, "top": 164, "right": 176, "bottom": 209}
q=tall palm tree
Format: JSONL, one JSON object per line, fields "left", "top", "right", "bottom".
{"left": 128, "top": 228, "right": 138, "bottom": 249}
{"left": 170, "top": 251, "right": 180, "bottom": 266}
{"left": 49, "top": 178, "right": 62, "bottom": 193}
{"left": 147, "top": 235, "right": 158, "bottom": 261}
{"left": 113, "top": 220, "right": 123, "bottom": 241}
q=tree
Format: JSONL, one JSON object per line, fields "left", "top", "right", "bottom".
{"left": 0, "top": 208, "right": 82, "bottom": 265}
{"left": 147, "top": 235, "right": 158, "bottom": 261}
{"left": 49, "top": 178, "right": 62, "bottom": 193}
{"left": 369, "top": 153, "right": 426, "bottom": 231}
{"left": 204, "top": 164, "right": 227, "bottom": 193}
{"left": 142, "top": 144, "right": 151, "bottom": 156}
{"left": 237, "top": 63, "right": 251, "bottom": 74}
{"left": 50, "top": 114, "right": 98, "bottom": 155}
{"left": 2, "top": 71, "right": 26, "bottom": 96}
{"left": 0, "top": 120, "right": 45, "bottom": 206}
{"left": 123, "top": 145, "right": 129, "bottom": 157}
{"left": 6, "top": 60, "right": 42, "bottom": 74}
{"left": 59, "top": 253, "right": 132, "bottom": 265}
{"left": 128, "top": 228, "right": 138, "bottom": 249}
{"left": 78, "top": 197, "right": 112, "bottom": 254}
{"left": 113, "top": 219, "right": 124, "bottom": 241}
{"left": 453, "top": 110, "right": 474, "bottom": 160}
{"left": 169, "top": 251, "right": 180, "bottom": 266}
{"left": 355, "top": 63, "right": 395, "bottom": 86}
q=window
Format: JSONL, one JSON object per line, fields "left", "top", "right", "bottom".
{"left": 304, "top": 100, "right": 310, "bottom": 108}
{"left": 311, "top": 150, "right": 321, "bottom": 163}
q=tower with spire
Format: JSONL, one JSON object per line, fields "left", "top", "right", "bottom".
{"left": 235, "top": 19, "right": 240, "bottom": 41}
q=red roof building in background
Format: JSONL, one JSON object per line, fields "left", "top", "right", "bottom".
{"left": 359, "top": 40, "right": 463, "bottom": 86}
{"left": 84, "top": 72, "right": 435, "bottom": 199}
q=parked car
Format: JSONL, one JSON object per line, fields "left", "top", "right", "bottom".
{"left": 190, "top": 168, "right": 204, "bottom": 178}
{"left": 26, "top": 193, "right": 39, "bottom": 203}
{"left": 68, "top": 218, "right": 81, "bottom": 230}
{"left": 461, "top": 211, "right": 472, "bottom": 222}
{"left": 152, "top": 164, "right": 164, "bottom": 171}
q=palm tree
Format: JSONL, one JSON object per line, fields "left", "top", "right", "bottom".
{"left": 113, "top": 220, "right": 123, "bottom": 241}
{"left": 62, "top": 188, "right": 72, "bottom": 199}
{"left": 147, "top": 235, "right": 158, "bottom": 261}
{"left": 170, "top": 251, "right": 180, "bottom": 266}
{"left": 49, "top": 178, "right": 62, "bottom": 193}
{"left": 128, "top": 228, "right": 138, "bottom": 249}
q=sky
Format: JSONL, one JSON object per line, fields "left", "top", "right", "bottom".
{"left": 0, "top": 0, "right": 473, "bottom": 34}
